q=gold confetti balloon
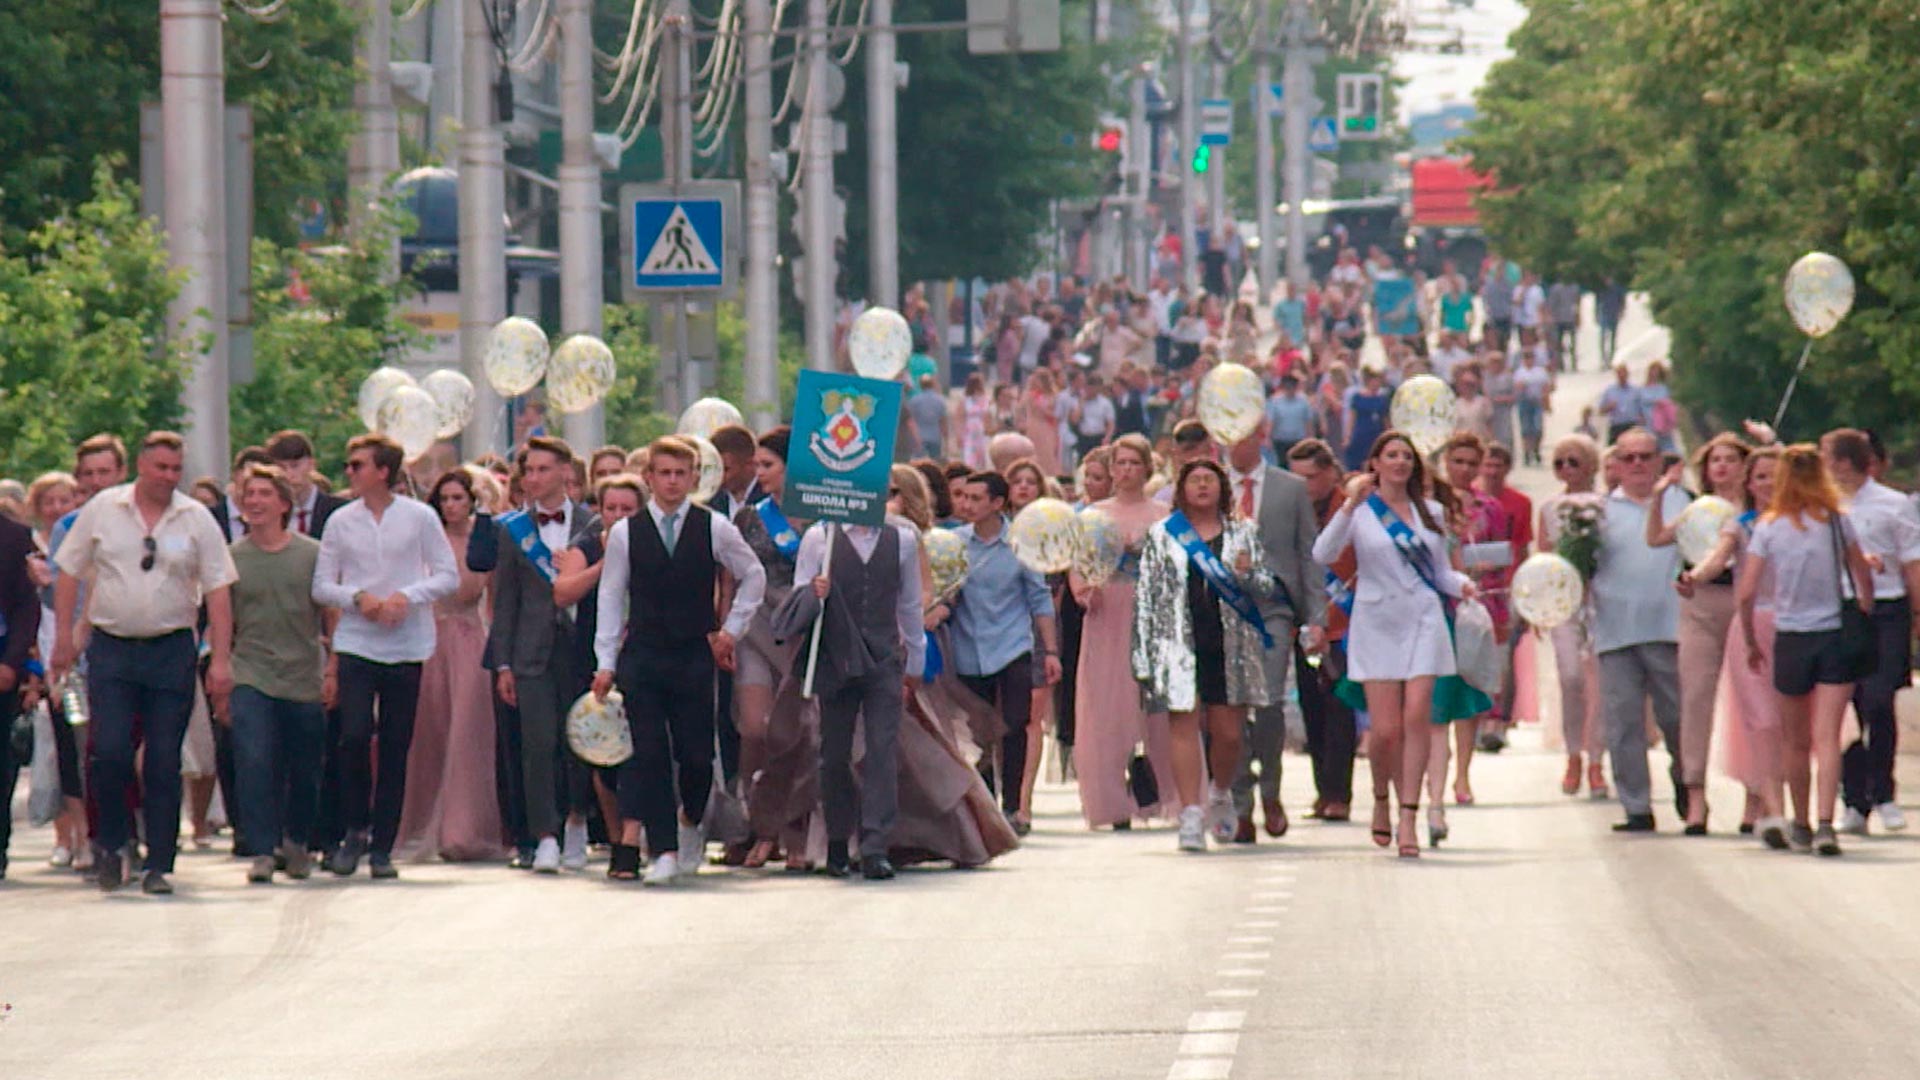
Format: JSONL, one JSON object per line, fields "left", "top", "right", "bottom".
{"left": 1009, "top": 498, "right": 1078, "bottom": 574}
{"left": 1197, "top": 362, "right": 1266, "bottom": 446}
{"left": 1510, "top": 552, "right": 1583, "bottom": 631}
{"left": 847, "top": 306, "right": 913, "bottom": 381}
{"left": 566, "top": 690, "right": 633, "bottom": 767}
{"left": 356, "top": 367, "right": 417, "bottom": 432}
{"left": 1675, "top": 495, "right": 1738, "bottom": 566}
{"left": 1072, "top": 507, "right": 1125, "bottom": 587}
{"left": 1390, "top": 374, "right": 1458, "bottom": 457}
{"left": 677, "top": 396, "right": 746, "bottom": 438}
{"left": 419, "top": 369, "right": 476, "bottom": 439}
{"left": 1784, "top": 252, "right": 1855, "bottom": 339}
{"left": 484, "top": 316, "right": 550, "bottom": 397}
{"left": 374, "top": 384, "right": 440, "bottom": 462}
{"left": 924, "top": 528, "right": 970, "bottom": 605}
{"left": 546, "top": 334, "right": 617, "bottom": 414}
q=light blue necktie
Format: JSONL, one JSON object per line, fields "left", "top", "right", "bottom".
{"left": 661, "top": 509, "right": 679, "bottom": 555}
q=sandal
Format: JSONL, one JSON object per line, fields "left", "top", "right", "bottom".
{"left": 784, "top": 854, "right": 814, "bottom": 873}
{"left": 1398, "top": 804, "right": 1421, "bottom": 859}
{"left": 1428, "top": 806, "right": 1449, "bottom": 848}
{"left": 1588, "top": 763, "right": 1609, "bottom": 800}
{"left": 742, "top": 839, "right": 779, "bottom": 869}
{"left": 607, "top": 844, "right": 642, "bottom": 881}
{"left": 1371, "top": 794, "right": 1392, "bottom": 848}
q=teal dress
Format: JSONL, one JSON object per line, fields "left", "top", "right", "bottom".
{"left": 1332, "top": 530, "right": 1493, "bottom": 723}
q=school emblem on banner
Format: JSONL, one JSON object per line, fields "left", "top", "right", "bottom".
{"left": 807, "top": 389, "right": 880, "bottom": 473}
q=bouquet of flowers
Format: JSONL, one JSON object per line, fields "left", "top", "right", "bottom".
{"left": 1554, "top": 495, "right": 1605, "bottom": 582}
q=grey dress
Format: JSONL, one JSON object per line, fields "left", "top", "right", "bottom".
{"left": 1131, "top": 517, "right": 1276, "bottom": 713}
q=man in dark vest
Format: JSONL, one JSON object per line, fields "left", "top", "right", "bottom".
{"left": 592, "top": 437, "right": 765, "bottom": 885}
{"left": 772, "top": 517, "right": 924, "bottom": 879}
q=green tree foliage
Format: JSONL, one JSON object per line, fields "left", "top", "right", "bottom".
{"left": 0, "top": 167, "right": 191, "bottom": 476}
{"left": 1463, "top": 0, "right": 1920, "bottom": 445}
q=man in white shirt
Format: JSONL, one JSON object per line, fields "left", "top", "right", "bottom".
{"left": 1514, "top": 272, "right": 1546, "bottom": 334}
{"left": 1072, "top": 374, "right": 1118, "bottom": 461}
{"left": 311, "top": 433, "right": 461, "bottom": 879}
{"left": 1431, "top": 331, "right": 1473, "bottom": 385}
{"left": 1017, "top": 311, "right": 1050, "bottom": 374}
{"left": 592, "top": 437, "right": 767, "bottom": 885}
{"left": 1822, "top": 429, "right": 1920, "bottom": 834}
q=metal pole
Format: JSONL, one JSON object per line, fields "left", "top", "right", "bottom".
{"left": 1281, "top": 0, "right": 1312, "bottom": 291}
{"left": 348, "top": 0, "right": 401, "bottom": 269}
{"left": 162, "top": 0, "right": 230, "bottom": 482}
{"left": 744, "top": 0, "right": 780, "bottom": 427}
{"left": 558, "top": 0, "right": 605, "bottom": 448}
{"left": 802, "top": 0, "right": 837, "bottom": 370}
{"left": 1174, "top": 0, "right": 1197, "bottom": 292}
{"left": 865, "top": 0, "right": 899, "bottom": 309}
{"left": 459, "top": 0, "right": 507, "bottom": 455}
{"left": 1129, "top": 66, "right": 1149, "bottom": 292}
{"left": 1208, "top": 57, "right": 1225, "bottom": 243}
{"left": 658, "top": 2, "right": 696, "bottom": 416}
{"left": 1254, "top": 0, "right": 1277, "bottom": 301}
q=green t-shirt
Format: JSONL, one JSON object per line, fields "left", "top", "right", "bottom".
{"left": 907, "top": 351, "right": 938, "bottom": 385}
{"left": 230, "top": 534, "right": 327, "bottom": 703}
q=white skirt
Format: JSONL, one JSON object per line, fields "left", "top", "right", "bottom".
{"left": 1346, "top": 587, "right": 1458, "bottom": 682}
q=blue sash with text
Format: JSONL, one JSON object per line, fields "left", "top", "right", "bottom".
{"left": 1167, "top": 511, "right": 1273, "bottom": 648}
{"left": 499, "top": 509, "right": 558, "bottom": 585}
{"left": 756, "top": 499, "right": 802, "bottom": 560}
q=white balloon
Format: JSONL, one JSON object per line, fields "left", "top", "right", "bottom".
{"left": 485, "top": 316, "right": 550, "bottom": 396}
{"left": 1510, "top": 552, "right": 1583, "bottom": 631}
{"left": 847, "top": 306, "right": 913, "bottom": 381}
{"left": 1390, "top": 374, "right": 1458, "bottom": 458}
{"left": 357, "top": 367, "right": 417, "bottom": 433}
{"left": 1783, "top": 252, "right": 1855, "bottom": 339}
{"left": 420, "top": 369, "right": 476, "bottom": 439}
{"left": 547, "top": 334, "right": 617, "bottom": 414}
{"left": 677, "top": 396, "right": 746, "bottom": 438}
{"left": 375, "top": 384, "right": 440, "bottom": 461}
{"left": 684, "top": 433, "right": 724, "bottom": 505}
{"left": 1197, "top": 363, "right": 1266, "bottom": 446}
{"left": 1675, "top": 495, "right": 1738, "bottom": 567}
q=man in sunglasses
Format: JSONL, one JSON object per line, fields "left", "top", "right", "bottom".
{"left": 52, "top": 432, "right": 239, "bottom": 894}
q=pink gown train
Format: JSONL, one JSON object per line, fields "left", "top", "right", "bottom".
{"left": 396, "top": 585, "right": 507, "bottom": 862}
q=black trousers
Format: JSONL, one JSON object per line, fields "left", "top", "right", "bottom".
{"left": 334, "top": 655, "right": 423, "bottom": 856}
{"left": 960, "top": 653, "right": 1033, "bottom": 815}
{"left": 86, "top": 630, "right": 199, "bottom": 873}
{"left": 0, "top": 687, "right": 17, "bottom": 869}
{"left": 1298, "top": 641, "right": 1356, "bottom": 805}
{"left": 615, "top": 640, "right": 716, "bottom": 855}
{"left": 1844, "top": 600, "right": 1911, "bottom": 814}
{"left": 492, "top": 688, "right": 531, "bottom": 852}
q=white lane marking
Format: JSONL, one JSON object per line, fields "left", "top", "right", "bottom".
{"left": 1215, "top": 968, "right": 1265, "bottom": 978}
{"left": 1222, "top": 951, "right": 1271, "bottom": 961}
{"left": 1206, "top": 987, "right": 1259, "bottom": 999}
{"left": 1167, "top": 1060, "right": 1233, "bottom": 1080}
{"left": 1180, "top": 1033, "right": 1241, "bottom": 1057}
{"left": 1187, "top": 1011, "right": 1245, "bottom": 1032}
{"left": 1227, "top": 935, "right": 1273, "bottom": 944}
{"left": 1245, "top": 906, "right": 1285, "bottom": 915}
{"left": 1252, "top": 891, "right": 1293, "bottom": 900}
{"left": 1235, "top": 920, "right": 1280, "bottom": 929}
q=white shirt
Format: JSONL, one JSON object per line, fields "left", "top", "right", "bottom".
{"left": 311, "top": 495, "right": 460, "bottom": 663}
{"left": 593, "top": 498, "right": 767, "bottom": 671}
{"left": 1148, "top": 288, "right": 1176, "bottom": 334}
{"left": 792, "top": 521, "right": 926, "bottom": 679}
{"left": 529, "top": 497, "right": 574, "bottom": 555}
{"left": 1749, "top": 512, "right": 1858, "bottom": 632}
{"left": 1840, "top": 479, "right": 1920, "bottom": 600}
{"left": 1018, "top": 315, "right": 1049, "bottom": 370}
{"left": 1076, "top": 393, "right": 1116, "bottom": 437}
{"left": 1226, "top": 463, "right": 1266, "bottom": 518}
{"left": 294, "top": 488, "right": 321, "bottom": 536}
{"left": 1516, "top": 283, "right": 1546, "bottom": 327}
{"left": 1514, "top": 364, "right": 1552, "bottom": 403}
{"left": 221, "top": 496, "right": 247, "bottom": 542}
{"left": 1432, "top": 345, "right": 1471, "bottom": 383}
{"left": 54, "top": 483, "right": 239, "bottom": 638}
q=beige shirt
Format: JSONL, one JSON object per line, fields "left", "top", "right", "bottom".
{"left": 54, "top": 483, "right": 238, "bottom": 637}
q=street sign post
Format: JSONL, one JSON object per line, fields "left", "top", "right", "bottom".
{"left": 619, "top": 180, "right": 740, "bottom": 298}
{"left": 781, "top": 370, "right": 904, "bottom": 526}
{"left": 1200, "top": 97, "right": 1232, "bottom": 146}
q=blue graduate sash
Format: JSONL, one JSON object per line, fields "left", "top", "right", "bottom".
{"left": 1166, "top": 511, "right": 1273, "bottom": 648}
{"left": 756, "top": 499, "right": 802, "bottom": 560}
{"left": 499, "top": 508, "right": 558, "bottom": 585}
{"left": 1325, "top": 569, "right": 1355, "bottom": 616}
{"left": 923, "top": 630, "right": 944, "bottom": 680}
{"left": 1365, "top": 494, "right": 1451, "bottom": 622}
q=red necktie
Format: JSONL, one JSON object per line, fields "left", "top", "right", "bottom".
{"left": 536, "top": 511, "right": 565, "bottom": 526}
{"left": 297, "top": 508, "right": 310, "bottom": 534}
{"left": 1238, "top": 476, "right": 1256, "bottom": 519}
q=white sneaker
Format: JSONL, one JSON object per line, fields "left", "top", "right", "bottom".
{"left": 1206, "top": 790, "right": 1237, "bottom": 845}
{"left": 1177, "top": 806, "right": 1206, "bottom": 852}
{"left": 1875, "top": 802, "right": 1908, "bottom": 832}
{"left": 676, "top": 820, "right": 705, "bottom": 878}
{"left": 532, "top": 836, "right": 562, "bottom": 873}
{"left": 49, "top": 845, "right": 72, "bottom": 868}
{"left": 560, "top": 819, "right": 589, "bottom": 871}
{"left": 643, "top": 852, "right": 680, "bottom": 886}
{"left": 1838, "top": 807, "right": 1870, "bottom": 836}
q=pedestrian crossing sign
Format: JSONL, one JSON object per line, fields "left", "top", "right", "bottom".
{"left": 621, "top": 181, "right": 740, "bottom": 295}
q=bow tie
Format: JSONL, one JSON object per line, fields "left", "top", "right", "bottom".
{"left": 535, "top": 510, "right": 565, "bottom": 526}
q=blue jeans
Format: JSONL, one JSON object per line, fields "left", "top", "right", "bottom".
{"left": 87, "top": 630, "right": 198, "bottom": 873}
{"left": 229, "top": 686, "right": 327, "bottom": 856}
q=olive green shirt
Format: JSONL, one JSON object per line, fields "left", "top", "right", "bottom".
{"left": 230, "top": 534, "right": 327, "bottom": 703}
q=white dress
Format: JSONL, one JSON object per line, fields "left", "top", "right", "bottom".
{"left": 1312, "top": 496, "right": 1470, "bottom": 682}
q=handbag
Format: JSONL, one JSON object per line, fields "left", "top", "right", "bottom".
{"left": 1127, "top": 747, "right": 1161, "bottom": 809}
{"left": 1829, "top": 516, "right": 1878, "bottom": 680}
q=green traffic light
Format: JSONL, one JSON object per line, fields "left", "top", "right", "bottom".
{"left": 1192, "top": 145, "right": 1211, "bottom": 173}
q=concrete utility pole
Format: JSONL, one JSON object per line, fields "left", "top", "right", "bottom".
{"left": 1129, "top": 65, "right": 1150, "bottom": 292}
{"left": 743, "top": 0, "right": 780, "bottom": 426}
{"left": 1254, "top": 0, "right": 1277, "bottom": 300}
{"left": 659, "top": 0, "right": 697, "bottom": 415}
{"left": 459, "top": 0, "right": 507, "bottom": 454}
{"left": 348, "top": 0, "right": 401, "bottom": 266}
{"left": 1281, "top": 0, "right": 1315, "bottom": 291}
{"left": 558, "top": 0, "right": 605, "bottom": 448}
{"left": 1173, "top": 0, "right": 1197, "bottom": 292}
{"left": 161, "top": 0, "right": 230, "bottom": 481}
{"left": 801, "top": 0, "right": 837, "bottom": 370}
{"left": 1208, "top": 56, "right": 1226, "bottom": 242}
{"left": 865, "top": 0, "right": 899, "bottom": 309}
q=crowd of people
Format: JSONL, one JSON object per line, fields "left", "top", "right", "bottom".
{"left": 0, "top": 252, "right": 1909, "bottom": 894}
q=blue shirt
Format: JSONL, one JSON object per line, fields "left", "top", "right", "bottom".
{"left": 949, "top": 519, "right": 1054, "bottom": 677}
{"left": 1264, "top": 393, "right": 1314, "bottom": 443}
{"left": 1591, "top": 486, "right": 1689, "bottom": 653}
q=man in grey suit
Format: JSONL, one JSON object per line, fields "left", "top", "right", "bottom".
{"left": 490, "top": 436, "right": 602, "bottom": 873}
{"left": 1224, "top": 425, "right": 1325, "bottom": 842}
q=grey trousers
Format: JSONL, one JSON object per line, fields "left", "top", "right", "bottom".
{"left": 1599, "top": 643, "right": 1682, "bottom": 816}
{"left": 516, "top": 650, "right": 578, "bottom": 841}
{"left": 819, "top": 665, "right": 904, "bottom": 858}
{"left": 1233, "top": 618, "right": 1295, "bottom": 817}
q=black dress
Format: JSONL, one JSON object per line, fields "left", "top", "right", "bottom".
{"left": 1186, "top": 533, "right": 1230, "bottom": 707}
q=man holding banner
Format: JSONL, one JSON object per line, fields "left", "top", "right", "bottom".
{"left": 489, "top": 436, "right": 601, "bottom": 874}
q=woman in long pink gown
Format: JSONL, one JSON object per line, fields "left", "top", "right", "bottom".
{"left": 1706, "top": 448, "right": 1782, "bottom": 833}
{"left": 1069, "top": 435, "right": 1177, "bottom": 828}
{"left": 397, "top": 470, "right": 507, "bottom": 862}
{"left": 1021, "top": 368, "right": 1063, "bottom": 476}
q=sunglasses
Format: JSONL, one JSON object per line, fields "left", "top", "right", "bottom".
{"left": 1619, "top": 451, "right": 1656, "bottom": 463}
{"left": 141, "top": 535, "right": 156, "bottom": 572}
{"left": 344, "top": 459, "right": 370, "bottom": 473}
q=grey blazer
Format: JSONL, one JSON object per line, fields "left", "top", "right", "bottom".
{"left": 1248, "top": 465, "right": 1325, "bottom": 630}
{"left": 490, "top": 501, "right": 601, "bottom": 678}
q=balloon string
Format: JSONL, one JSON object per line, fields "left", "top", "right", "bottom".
{"left": 1770, "top": 339, "right": 1816, "bottom": 434}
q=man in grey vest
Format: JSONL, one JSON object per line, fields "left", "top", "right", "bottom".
{"left": 773, "top": 517, "right": 924, "bottom": 880}
{"left": 1223, "top": 426, "right": 1325, "bottom": 842}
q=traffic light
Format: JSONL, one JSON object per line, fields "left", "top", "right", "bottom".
{"left": 1097, "top": 125, "right": 1125, "bottom": 154}
{"left": 1191, "top": 143, "right": 1212, "bottom": 174}
{"left": 1336, "top": 72, "right": 1384, "bottom": 141}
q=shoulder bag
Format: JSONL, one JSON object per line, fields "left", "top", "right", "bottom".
{"left": 1828, "top": 514, "right": 1878, "bottom": 680}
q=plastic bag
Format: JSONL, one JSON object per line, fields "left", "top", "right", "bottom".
{"left": 1453, "top": 599, "right": 1507, "bottom": 697}
{"left": 28, "top": 702, "right": 62, "bottom": 826}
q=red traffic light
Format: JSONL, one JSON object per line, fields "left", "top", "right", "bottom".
{"left": 1097, "top": 127, "right": 1124, "bottom": 153}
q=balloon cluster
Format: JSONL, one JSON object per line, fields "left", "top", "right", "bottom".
{"left": 355, "top": 366, "right": 475, "bottom": 462}
{"left": 925, "top": 529, "right": 970, "bottom": 604}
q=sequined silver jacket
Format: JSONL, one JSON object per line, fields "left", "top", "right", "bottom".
{"left": 1131, "top": 517, "right": 1276, "bottom": 712}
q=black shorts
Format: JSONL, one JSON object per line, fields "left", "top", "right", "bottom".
{"left": 1772, "top": 629, "right": 1853, "bottom": 696}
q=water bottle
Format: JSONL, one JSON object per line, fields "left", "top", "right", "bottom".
{"left": 59, "top": 674, "right": 89, "bottom": 727}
